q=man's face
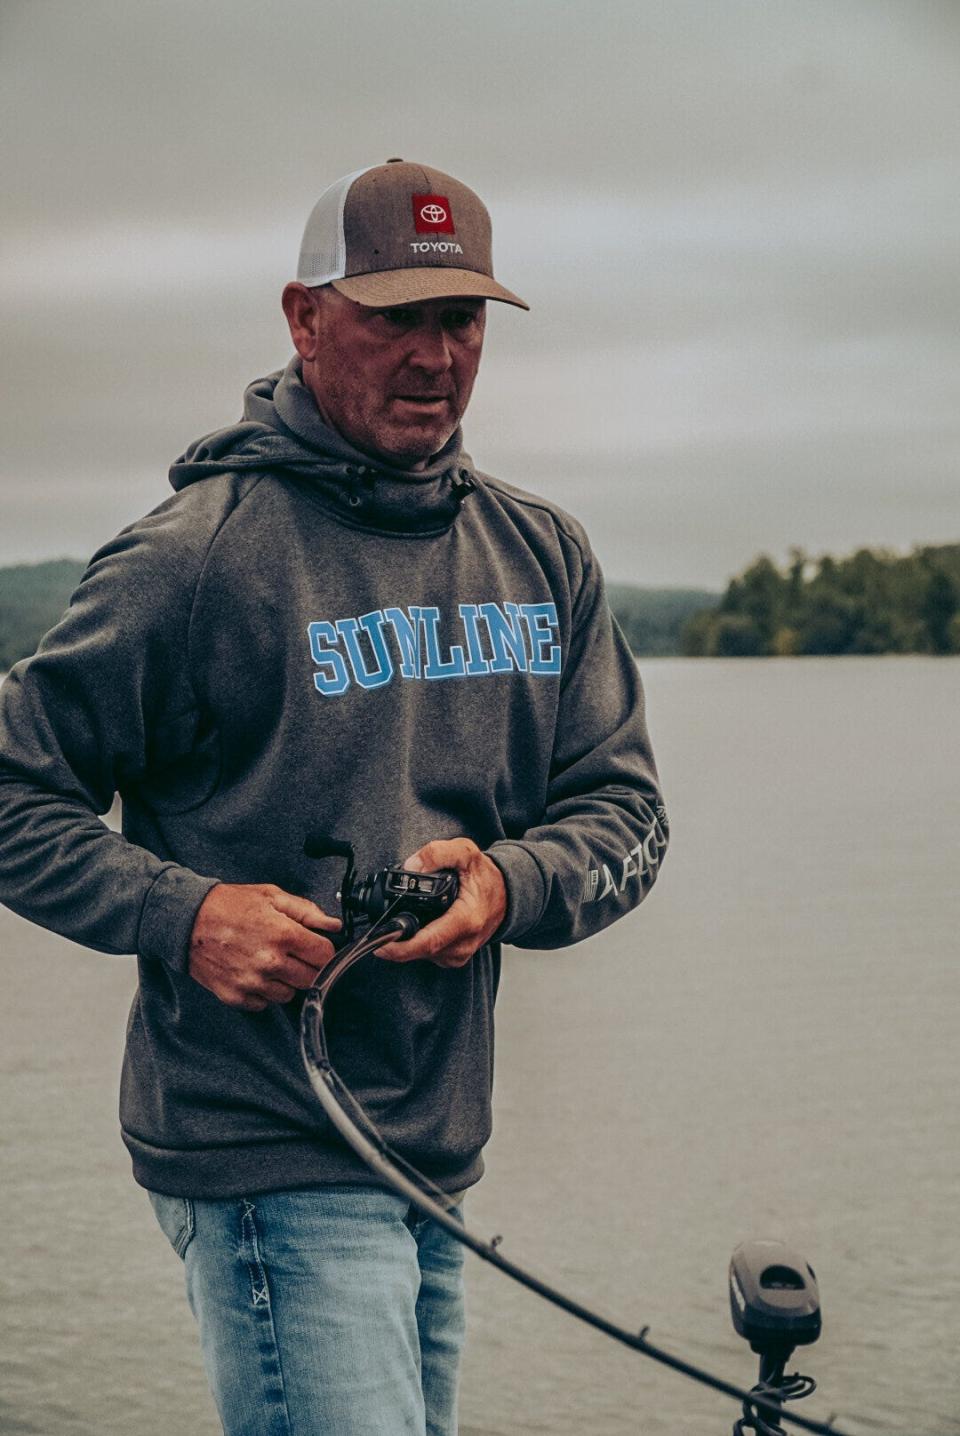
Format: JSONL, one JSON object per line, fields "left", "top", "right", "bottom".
{"left": 286, "top": 286, "right": 486, "bottom": 470}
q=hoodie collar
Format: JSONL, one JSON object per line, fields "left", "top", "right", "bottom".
{"left": 170, "top": 358, "right": 476, "bottom": 536}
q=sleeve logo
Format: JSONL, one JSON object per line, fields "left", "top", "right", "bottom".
{"left": 583, "top": 809, "right": 669, "bottom": 903}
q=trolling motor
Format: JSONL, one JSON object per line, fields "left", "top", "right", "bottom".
{"left": 729, "top": 1240, "right": 822, "bottom": 1435}
{"left": 303, "top": 833, "right": 459, "bottom": 941}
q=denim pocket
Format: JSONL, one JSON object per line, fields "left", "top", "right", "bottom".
{"left": 148, "top": 1190, "right": 196, "bottom": 1259}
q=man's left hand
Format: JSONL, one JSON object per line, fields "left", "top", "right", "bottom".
{"left": 376, "top": 838, "right": 507, "bottom": 968}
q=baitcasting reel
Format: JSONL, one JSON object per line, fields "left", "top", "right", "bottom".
{"left": 303, "top": 833, "right": 459, "bottom": 940}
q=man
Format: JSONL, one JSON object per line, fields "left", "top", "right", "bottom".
{"left": 0, "top": 160, "right": 668, "bottom": 1435}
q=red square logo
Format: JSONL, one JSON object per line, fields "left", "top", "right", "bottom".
{"left": 413, "top": 194, "right": 455, "bottom": 234}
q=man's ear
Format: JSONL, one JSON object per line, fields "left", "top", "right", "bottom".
{"left": 281, "top": 282, "right": 322, "bottom": 360}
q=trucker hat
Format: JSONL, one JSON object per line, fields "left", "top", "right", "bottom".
{"left": 296, "top": 159, "right": 529, "bottom": 310}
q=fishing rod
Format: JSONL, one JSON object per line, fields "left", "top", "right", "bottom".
{"left": 300, "top": 836, "right": 853, "bottom": 1436}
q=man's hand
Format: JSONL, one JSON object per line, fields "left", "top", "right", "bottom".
{"left": 188, "top": 883, "right": 341, "bottom": 1011}
{"left": 376, "top": 838, "right": 507, "bottom": 969}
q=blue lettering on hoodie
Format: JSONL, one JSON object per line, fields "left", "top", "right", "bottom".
{"left": 478, "top": 601, "right": 528, "bottom": 673}
{"left": 419, "top": 607, "right": 468, "bottom": 680}
{"left": 308, "top": 621, "right": 351, "bottom": 696}
{"left": 457, "top": 604, "right": 492, "bottom": 675}
{"left": 383, "top": 607, "right": 423, "bottom": 678}
{"left": 335, "top": 612, "right": 394, "bottom": 690}
{"left": 308, "top": 601, "right": 561, "bottom": 697}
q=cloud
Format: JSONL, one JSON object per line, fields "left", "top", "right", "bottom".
{"left": 1, "top": 0, "right": 957, "bottom": 583}
{"left": 0, "top": 223, "right": 295, "bottom": 304}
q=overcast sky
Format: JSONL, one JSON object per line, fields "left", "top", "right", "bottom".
{"left": 2, "top": 0, "right": 957, "bottom": 586}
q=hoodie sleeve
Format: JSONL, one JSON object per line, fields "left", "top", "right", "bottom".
{"left": 485, "top": 534, "right": 668, "bottom": 949}
{"left": 0, "top": 514, "right": 220, "bottom": 971}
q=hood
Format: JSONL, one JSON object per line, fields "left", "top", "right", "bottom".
{"left": 169, "top": 357, "right": 477, "bottom": 535}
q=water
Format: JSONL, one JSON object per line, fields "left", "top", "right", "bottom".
{"left": 2, "top": 657, "right": 958, "bottom": 1436}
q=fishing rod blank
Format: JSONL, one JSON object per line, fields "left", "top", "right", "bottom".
{"left": 298, "top": 905, "right": 853, "bottom": 1436}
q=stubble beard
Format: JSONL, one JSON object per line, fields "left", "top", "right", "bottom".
{"left": 326, "top": 382, "right": 461, "bottom": 470}
{"left": 304, "top": 355, "right": 468, "bottom": 470}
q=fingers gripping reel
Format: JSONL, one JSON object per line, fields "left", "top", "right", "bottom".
{"left": 303, "top": 833, "right": 459, "bottom": 943}
{"left": 303, "top": 834, "right": 359, "bottom": 939}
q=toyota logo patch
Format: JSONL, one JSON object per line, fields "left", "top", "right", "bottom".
{"left": 413, "top": 194, "right": 456, "bottom": 235}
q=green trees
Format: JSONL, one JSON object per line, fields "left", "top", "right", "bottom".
{"left": 606, "top": 585, "right": 717, "bottom": 656}
{"left": 3, "top": 549, "right": 957, "bottom": 669}
{"left": 682, "top": 545, "right": 960, "bottom": 657}
{"left": 1, "top": 563, "right": 713, "bottom": 667}
{"left": 0, "top": 560, "right": 85, "bottom": 670}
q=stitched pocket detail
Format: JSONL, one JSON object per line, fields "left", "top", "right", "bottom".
{"left": 148, "top": 1191, "right": 196, "bottom": 1260}
{"left": 239, "top": 1199, "right": 272, "bottom": 1309}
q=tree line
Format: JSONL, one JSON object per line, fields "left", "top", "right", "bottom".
{"left": 2, "top": 549, "right": 959, "bottom": 668}
{"left": 606, "top": 584, "right": 717, "bottom": 656}
{"left": 0, "top": 560, "right": 85, "bottom": 670}
{"left": 0, "top": 561, "right": 717, "bottom": 667}
{"left": 682, "top": 544, "right": 960, "bottom": 657}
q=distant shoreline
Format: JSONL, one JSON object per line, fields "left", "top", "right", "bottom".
{"left": 3, "top": 545, "right": 959, "bottom": 662}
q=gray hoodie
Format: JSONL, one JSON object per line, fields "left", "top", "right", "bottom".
{"left": 0, "top": 359, "right": 667, "bottom": 1198}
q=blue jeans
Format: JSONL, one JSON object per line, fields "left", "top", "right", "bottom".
{"left": 149, "top": 1185, "right": 466, "bottom": 1436}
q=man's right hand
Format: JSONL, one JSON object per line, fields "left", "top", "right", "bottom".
{"left": 188, "top": 883, "right": 341, "bottom": 1012}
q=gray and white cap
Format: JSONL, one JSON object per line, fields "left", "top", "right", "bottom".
{"left": 296, "top": 159, "right": 529, "bottom": 310}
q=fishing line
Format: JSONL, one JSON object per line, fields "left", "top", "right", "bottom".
{"left": 299, "top": 910, "right": 856, "bottom": 1436}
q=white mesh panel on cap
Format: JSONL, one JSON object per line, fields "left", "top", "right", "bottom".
{"left": 296, "top": 166, "right": 374, "bottom": 286}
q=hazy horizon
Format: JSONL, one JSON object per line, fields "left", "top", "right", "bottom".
{"left": 2, "top": 0, "right": 958, "bottom": 587}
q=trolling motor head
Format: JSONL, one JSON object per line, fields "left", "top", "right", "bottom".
{"left": 729, "top": 1239, "right": 821, "bottom": 1361}
{"left": 303, "top": 834, "right": 459, "bottom": 940}
{"left": 729, "top": 1241, "right": 822, "bottom": 1434}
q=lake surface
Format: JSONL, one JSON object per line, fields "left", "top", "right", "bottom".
{"left": 2, "top": 657, "right": 958, "bottom": 1436}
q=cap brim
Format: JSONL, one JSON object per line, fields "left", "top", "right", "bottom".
{"left": 331, "top": 267, "right": 529, "bottom": 310}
